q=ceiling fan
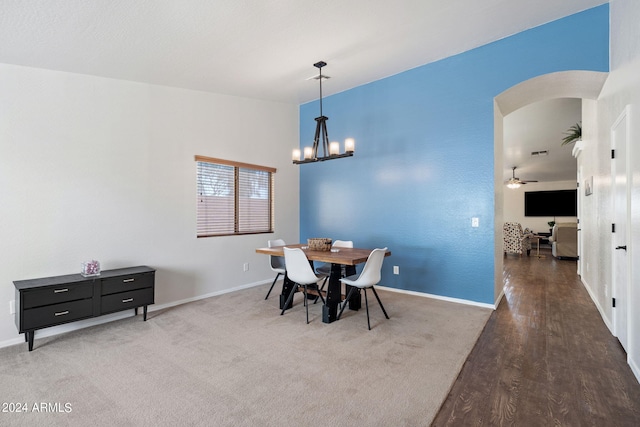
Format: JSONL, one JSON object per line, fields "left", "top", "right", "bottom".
{"left": 506, "top": 166, "right": 538, "bottom": 188}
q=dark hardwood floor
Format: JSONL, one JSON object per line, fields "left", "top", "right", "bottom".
{"left": 432, "top": 248, "right": 640, "bottom": 426}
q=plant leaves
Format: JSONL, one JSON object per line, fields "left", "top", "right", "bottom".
{"left": 561, "top": 122, "right": 581, "bottom": 146}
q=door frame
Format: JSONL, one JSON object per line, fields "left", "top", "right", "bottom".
{"left": 611, "top": 105, "right": 631, "bottom": 352}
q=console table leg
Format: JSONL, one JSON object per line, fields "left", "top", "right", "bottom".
{"left": 143, "top": 305, "right": 148, "bottom": 321}
{"left": 27, "top": 331, "right": 34, "bottom": 351}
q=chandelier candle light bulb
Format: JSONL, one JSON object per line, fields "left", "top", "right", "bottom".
{"left": 329, "top": 141, "right": 340, "bottom": 155}
{"left": 292, "top": 148, "right": 301, "bottom": 161}
{"left": 304, "top": 147, "right": 313, "bottom": 159}
{"left": 345, "top": 138, "right": 355, "bottom": 153}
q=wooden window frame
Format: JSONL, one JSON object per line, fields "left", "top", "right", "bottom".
{"left": 196, "top": 155, "right": 276, "bottom": 237}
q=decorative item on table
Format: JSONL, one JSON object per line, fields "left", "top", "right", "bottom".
{"left": 81, "top": 260, "right": 101, "bottom": 277}
{"left": 307, "top": 238, "right": 332, "bottom": 251}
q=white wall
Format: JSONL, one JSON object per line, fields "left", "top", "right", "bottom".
{"left": 580, "top": 0, "right": 640, "bottom": 380}
{"left": 503, "top": 180, "right": 578, "bottom": 233}
{"left": 0, "top": 64, "right": 300, "bottom": 347}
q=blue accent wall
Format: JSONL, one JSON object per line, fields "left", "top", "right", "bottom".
{"left": 299, "top": 5, "right": 609, "bottom": 304}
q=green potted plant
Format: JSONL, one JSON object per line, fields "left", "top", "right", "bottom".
{"left": 548, "top": 220, "right": 556, "bottom": 233}
{"left": 561, "top": 122, "right": 582, "bottom": 146}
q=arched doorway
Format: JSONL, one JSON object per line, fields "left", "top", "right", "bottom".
{"left": 493, "top": 70, "right": 608, "bottom": 303}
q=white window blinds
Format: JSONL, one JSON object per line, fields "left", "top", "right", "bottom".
{"left": 196, "top": 156, "right": 275, "bottom": 237}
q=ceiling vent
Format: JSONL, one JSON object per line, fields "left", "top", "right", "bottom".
{"left": 531, "top": 150, "right": 549, "bottom": 156}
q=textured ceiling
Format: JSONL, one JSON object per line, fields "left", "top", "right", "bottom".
{"left": 504, "top": 98, "right": 582, "bottom": 183}
{"left": 0, "top": 0, "right": 607, "bottom": 104}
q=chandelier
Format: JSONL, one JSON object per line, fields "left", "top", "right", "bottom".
{"left": 292, "top": 61, "right": 355, "bottom": 164}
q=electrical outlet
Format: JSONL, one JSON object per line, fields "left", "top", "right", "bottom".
{"left": 243, "top": 262, "right": 249, "bottom": 272}
{"left": 393, "top": 266, "right": 399, "bottom": 275}
{"left": 472, "top": 217, "right": 479, "bottom": 228}
{"left": 9, "top": 300, "right": 15, "bottom": 315}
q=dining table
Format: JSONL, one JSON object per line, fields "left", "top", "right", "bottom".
{"left": 255, "top": 244, "right": 391, "bottom": 323}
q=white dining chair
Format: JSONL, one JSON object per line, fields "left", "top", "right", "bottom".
{"left": 280, "top": 247, "right": 325, "bottom": 324}
{"left": 265, "top": 239, "right": 286, "bottom": 300}
{"left": 337, "top": 248, "right": 389, "bottom": 330}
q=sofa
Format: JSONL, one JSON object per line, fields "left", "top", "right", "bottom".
{"left": 549, "top": 223, "right": 578, "bottom": 258}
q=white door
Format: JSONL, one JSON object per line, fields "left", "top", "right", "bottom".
{"left": 612, "top": 107, "right": 630, "bottom": 352}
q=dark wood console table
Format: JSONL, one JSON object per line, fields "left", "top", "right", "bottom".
{"left": 14, "top": 266, "right": 155, "bottom": 351}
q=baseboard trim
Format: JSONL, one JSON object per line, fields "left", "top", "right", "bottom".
{"left": 149, "top": 278, "right": 271, "bottom": 313}
{"left": 494, "top": 288, "right": 505, "bottom": 309}
{"left": 580, "top": 276, "right": 612, "bottom": 332}
{"left": 376, "top": 285, "right": 495, "bottom": 310}
{"left": 580, "top": 277, "right": 640, "bottom": 384}
{"left": 630, "top": 356, "right": 640, "bottom": 385}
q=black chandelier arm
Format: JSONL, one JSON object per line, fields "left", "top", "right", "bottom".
{"left": 293, "top": 151, "right": 353, "bottom": 165}
{"left": 313, "top": 116, "right": 330, "bottom": 158}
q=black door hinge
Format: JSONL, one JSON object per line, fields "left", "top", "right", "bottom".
{"left": 612, "top": 223, "right": 616, "bottom": 233}
{"left": 612, "top": 149, "right": 616, "bottom": 159}
{"left": 613, "top": 298, "right": 616, "bottom": 308}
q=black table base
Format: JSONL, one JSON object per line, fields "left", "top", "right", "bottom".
{"left": 279, "top": 262, "right": 359, "bottom": 324}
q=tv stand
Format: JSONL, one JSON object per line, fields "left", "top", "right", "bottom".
{"left": 14, "top": 266, "right": 155, "bottom": 351}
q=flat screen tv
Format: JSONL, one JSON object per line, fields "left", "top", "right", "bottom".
{"left": 524, "top": 189, "right": 577, "bottom": 217}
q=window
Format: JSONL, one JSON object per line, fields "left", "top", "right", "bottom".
{"left": 196, "top": 155, "right": 276, "bottom": 237}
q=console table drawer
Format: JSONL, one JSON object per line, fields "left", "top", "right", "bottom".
{"left": 23, "top": 281, "right": 93, "bottom": 309}
{"left": 102, "top": 273, "right": 153, "bottom": 295}
{"left": 101, "top": 288, "right": 154, "bottom": 314}
{"left": 23, "top": 299, "right": 93, "bottom": 331}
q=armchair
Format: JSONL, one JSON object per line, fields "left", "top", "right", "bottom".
{"left": 503, "top": 222, "right": 531, "bottom": 257}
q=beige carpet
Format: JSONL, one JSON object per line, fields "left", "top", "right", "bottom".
{"left": 0, "top": 284, "right": 491, "bottom": 426}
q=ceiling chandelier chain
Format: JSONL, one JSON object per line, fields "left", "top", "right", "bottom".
{"left": 292, "top": 61, "right": 354, "bottom": 164}
{"left": 318, "top": 61, "right": 323, "bottom": 118}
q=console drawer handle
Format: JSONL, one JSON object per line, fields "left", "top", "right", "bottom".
{"left": 122, "top": 298, "right": 134, "bottom": 303}
{"left": 55, "top": 310, "right": 70, "bottom": 316}
{"left": 54, "top": 288, "right": 69, "bottom": 293}
{"left": 123, "top": 278, "right": 135, "bottom": 283}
